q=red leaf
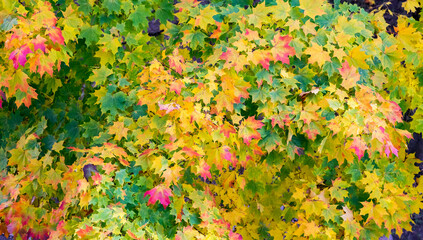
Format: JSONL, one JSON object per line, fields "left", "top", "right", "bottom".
{"left": 182, "top": 147, "right": 202, "bottom": 157}
{"left": 102, "top": 162, "right": 117, "bottom": 175}
{"left": 9, "top": 45, "right": 32, "bottom": 69}
{"left": 91, "top": 172, "right": 102, "bottom": 185}
{"left": 47, "top": 27, "right": 65, "bottom": 45}
{"left": 144, "top": 185, "right": 173, "bottom": 209}
{"left": 271, "top": 33, "right": 295, "bottom": 64}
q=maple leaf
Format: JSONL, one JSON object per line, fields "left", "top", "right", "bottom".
{"left": 347, "top": 46, "right": 369, "bottom": 70}
{"left": 45, "top": 168, "right": 63, "bottom": 190}
{"left": 341, "top": 205, "right": 354, "bottom": 222}
{"left": 169, "top": 80, "right": 185, "bottom": 95}
{"left": 47, "top": 27, "right": 65, "bottom": 45}
{"left": 144, "top": 185, "right": 173, "bottom": 209}
{"left": 244, "top": 28, "right": 260, "bottom": 41}
{"left": 250, "top": 49, "right": 273, "bottom": 70}
{"left": 220, "top": 122, "right": 236, "bottom": 138}
{"left": 220, "top": 47, "right": 248, "bottom": 72}
{"left": 162, "top": 165, "right": 183, "bottom": 186}
{"left": 91, "top": 172, "right": 102, "bottom": 185}
{"left": 304, "top": 42, "right": 331, "bottom": 67}
{"left": 9, "top": 44, "right": 33, "bottom": 69}
{"left": 214, "top": 91, "right": 235, "bottom": 112}
{"left": 182, "top": 146, "right": 202, "bottom": 158}
{"left": 221, "top": 146, "right": 237, "bottom": 167}
{"left": 303, "top": 220, "right": 320, "bottom": 237}
{"left": 195, "top": 6, "right": 217, "bottom": 31}
{"left": 338, "top": 61, "right": 360, "bottom": 90}
{"left": 349, "top": 137, "right": 367, "bottom": 161}
{"left": 238, "top": 117, "right": 264, "bottom": 145}
{"left": 168, "top": 48, "right": 186, "bottom": 74}
{"left": 379, "top": 101, "right": 403, "bottom": 125}
{"left": 270, "top": 33, "right": 295, "bottom": 64}
{"left": 360, "top": 201, "right": 388, "bottom": 227}
{"left": 197, "top": 161, "right": 212, "bottom": 180}
{"left": 108, "top": 121, "right": 129, "bottom": 141}
{"left": 102, "top": 162, "right": 117, "bottom": 175}
{"left": 384, "top": 141, "right": 399, "bottom": 158}
{"left": 32, "top": 35, "right": 47, "bottom": 53}
{"left": 29, "top": 52, "right": 55, "bottom": 77}
{"left": 76, "top": 225, "right": 93, "bottom": 238}
{"left": 77, "top": 179, "right": 90, "bottom": 193}
{"left": 299, "top": 0, "right": 326, "bottom": 19}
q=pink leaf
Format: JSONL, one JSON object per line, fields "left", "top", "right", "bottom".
{"left": 32, "top": 35, "right": 47, "bottom": 53}
{"left": 158, "top": 102, "right": 181, "bottom": 114}
{"left": 198, "top": 161, "right": 212, "bottom": 180}
{"left": 144, "top": 185, "right": 173, "bottom": 209}
{"left": 9, "top": 45, "right": 33, "bottom": 69}
{"left": 221, "top": 146, "right": 237, "bottom": 167}
{"left": 384, "top": 141, "right": 399, "bottom": 158}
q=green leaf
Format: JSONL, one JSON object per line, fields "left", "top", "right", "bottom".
{"left": 80, "top": 25, "right": 102, "bottom": 47}
{"left": 1, "top": 16, "right": 17, "bottom": 31}
{"left": 88, "top": 66, "right": 114, "bottom": 86}
{"left": 129, "top": 5, "right": 150, "bottom": 30}
{"left": 346, "top": 160, "right": 362, "bottom": 182}
{"left": 100, "top": 92, "right": 128, "bottom": 116}
{"left": 103, "top": 0, "right": 121, "bottom": 15}
{"left": 259, "top": 129, "right": 282, "bottom": 153}
{"left": 250, "top": 86, "right": 270, "bottom": 103}
{"left": 269, "top": 87, "right": 289, "bottom": 103}
{"left": 91, "top": 208, "right": 113, "bottom": 223}
{"left": 184, "top": 31, "right": 207, "bottom": 49}
{"left": 115, "top": 169, "right": 130, "bottom": 185}
{"left": 82, "top": 119, "right": 101, "bottom": 139}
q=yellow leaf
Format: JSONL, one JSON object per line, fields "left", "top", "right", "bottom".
{"left": 304, "top": 43, "right": 331, "bottom": 67}
{"left": 195, "top": 6, "right": 217, "bottom": 31}
{"left": 347, "top": 46, "right": 369, "bottom": 70}
{"left": 292, "top": 187, "right": 306, "bottom": 200}
{"left": 402, "top": 0, "right": 420, "bottom": 13}
{"left": 395, "top": 17, "right": 422, "bottom": 51}
{"left": 371, "top": 71, "right": 387, "bottom": 89}
{"left": 109, "top": 121, "right": 129, "bottom": 141}
{"left": 247, "top": 2, "right": 271, "bottom": 28}
{"left": 301, "top": 20, "right": 317, "bottom": 36}
{"left": 303, "top": 221, "right": 320, "bottom": 237}
{"left": 52, "top": 140, "right": 65, "bottom": 153}
{"left": 300, "top": 199, "right": 324, "bottom": 218}
{"left": 299, "top": 0, "right": 326, "bottom": 19}
{"left": 360, "top": 201, "right": 388, "bottom": 227}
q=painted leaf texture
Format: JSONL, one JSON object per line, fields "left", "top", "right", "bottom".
{"left": 0, "top": 0, "right": 423, "bottom": 239}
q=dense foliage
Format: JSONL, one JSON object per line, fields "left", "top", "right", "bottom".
{"left": 1, "top": 0, "right": 423, "bottom": 239}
